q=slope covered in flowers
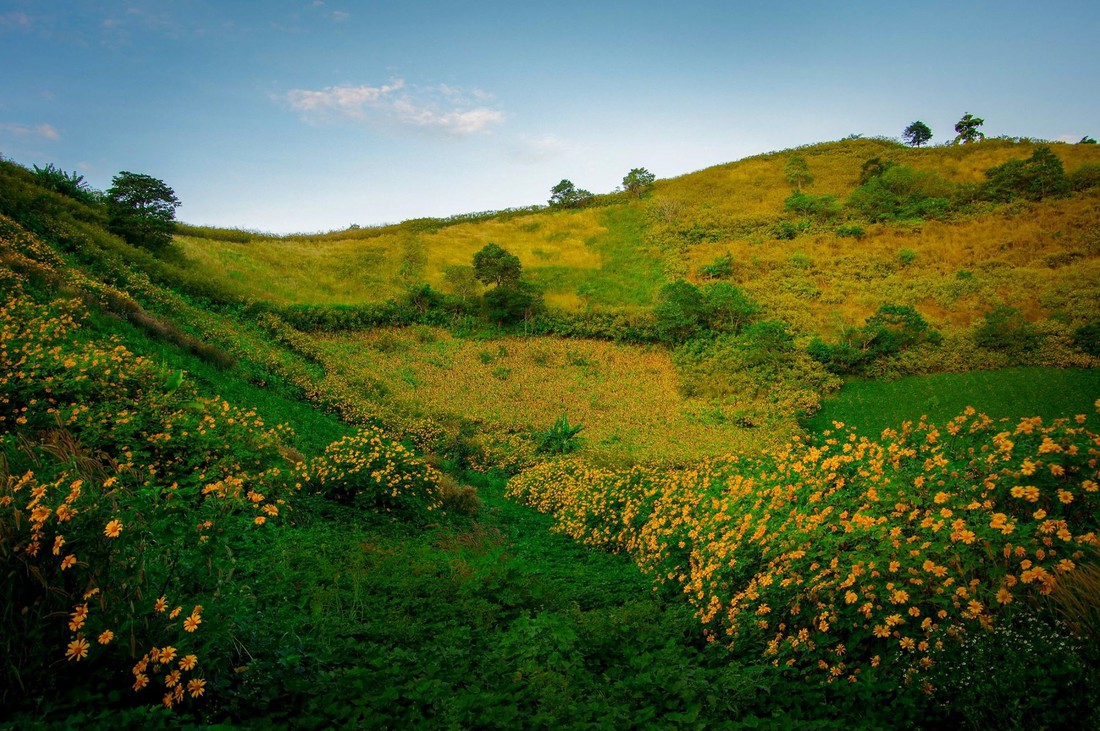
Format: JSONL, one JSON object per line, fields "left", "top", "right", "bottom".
{"left": 0, "top": 215, "right": 443, "bottom": 716}
{"left": 508, "top": 408, "right": 1100, "bottom": 704}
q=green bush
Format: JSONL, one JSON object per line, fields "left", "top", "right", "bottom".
{"left": 846, "top": 165, "right": 953, "bottom": 222}
{"left": 534, "top": 414, "right": 585, "bottom": 455}
{"left": 974, "top": 306, "right": 1042, "bottom": 353}
{"left": 1069, "top": 163, "right": 1100, "bottom": 192}
{"left": 697, "top": 251, "right": 733, "bottom": 279}
{"left": 836, "top": 224, "right": 866, "bottom": 240}
{"left": 984, "top": 146, "right": 1070, "bottom": 202}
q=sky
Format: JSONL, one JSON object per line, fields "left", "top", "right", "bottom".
{"left": 1, "top": 0, "right": 1098, "bottom": 234}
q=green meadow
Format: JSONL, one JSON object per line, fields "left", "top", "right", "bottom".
{"left": 2, "top": 136, "right": 1099, "bottom": 729}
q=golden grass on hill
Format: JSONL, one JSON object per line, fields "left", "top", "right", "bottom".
{"left": 176, "top": 138, "right": 1100, "bottom": 333}
{"left": 686, "top": 192, "right": 1100, "bottom": 336}
{"left": 176, "top": 209, "right": 607, "bottom": 306}
{"left": 309, "top": 328, "right": 793, "bottom": 463}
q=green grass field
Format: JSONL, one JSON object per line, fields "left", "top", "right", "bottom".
{"left": 805, "top": 366, "right": 1100, "bottom": 436}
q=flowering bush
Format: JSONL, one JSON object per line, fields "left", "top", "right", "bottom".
{"left": 509, "top": 405, "right": 1100, "bottom": 697}
{"left": 299, "top": 429, "right": 443, "bottom": 513}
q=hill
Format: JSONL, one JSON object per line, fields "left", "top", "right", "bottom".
{"left": 1, "top": 137, "right": 1098, "bottom": 729}
{"left": 176, "top": 137, "right": 1100, "bottom": 337}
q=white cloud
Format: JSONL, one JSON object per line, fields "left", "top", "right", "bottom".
{"left": 281, "top": 81, "right": 503, "bottom": 135}
{"left": 510, "top": 134, "right": 574, "bottom": 163}
{"left": 331, "top": 10, "right": 351, "bottom": 22}
{"left": 285, "top": 80, "right": 406, "bottom": 114}
{"left": 0, "top": 122, "right": 60, "bottom": 141}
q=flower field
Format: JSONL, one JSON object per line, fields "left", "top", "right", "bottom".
{"left": 508, "top": 407, "right": 1100, "bottom": 701}
{"left": 310, "top": 327, "right": 796, "bottom": 463}
{"left": 0, "top": 215, "right": 443, "bottom": 717}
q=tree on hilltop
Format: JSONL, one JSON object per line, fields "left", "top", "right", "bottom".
{"left": 902, "top": 121, "right": 933, "bottom": 147}
{"left": 953, "top": 113, "right": 986, "bottom": 144}
{"left": 549, "top": 179, "right": 593, "bottom": 208}
{"left": 622, "top": 167, "right": 656, "bottom": 197}
{"left": 106, "top": 171, "right": 180, "bottom": 251}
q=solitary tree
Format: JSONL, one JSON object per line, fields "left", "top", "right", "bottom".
{"left": 902, "top": 121, "right": 933, "bottom": 147}
{"left": 622, "top": 167, "right": 656, "bottom": 197}
{"left": 953, "top": 113, "right": 985, "bottom": 144}
{"left": 472, "top": 243, "right": 522, "bottom": 287}
{"left": 783, "top": 155, "right": 813, "bottom": 192}
{"left": 549, "top": 179, "right": 593, "bottom": 208}
{"left": 1080, "top": 136, "right": 1097, "bottom": 145}
{"left": 105, "top": 171, "right": 180, "bottom": 250}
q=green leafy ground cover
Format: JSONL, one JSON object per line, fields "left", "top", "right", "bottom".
{"left": 806, "top": 367, "right": 1100, "bottom": 436}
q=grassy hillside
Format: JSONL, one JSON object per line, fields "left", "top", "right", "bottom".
{"left": 2, "top": 137, "right": 1099, "bottom": 730}
{"left": 176, "top": 137, "right": 1100, "bottom": 338}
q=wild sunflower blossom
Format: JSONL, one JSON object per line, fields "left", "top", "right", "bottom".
{"left": 104, "top": 518, "right": 123, "bottom": 538}
{"left": 65, "top": 636, "right": 89, "bottom": 661}
{"left": 187, "top": 678, "right": 206, "bottom": 698}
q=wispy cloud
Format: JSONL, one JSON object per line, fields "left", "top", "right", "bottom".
{"left": 0, "top": 11, "right": 31, "bottom": 30}
{"left": 509, "top": 133, "right": 575, "bottom": 163}
{"left": 0, "top": 122, "right": 61, "bottom": 141}
{"left": 281, "top": 80, "right": 503, "bottom": 135}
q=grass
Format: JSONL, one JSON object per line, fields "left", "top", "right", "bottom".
{"left": 174, "top": 138, "right": 1100, "bottom": 342}
{"left": 804, "top": 366, "right": 1100, "bottom": 437}
{"left": 310, "top": 327, "right": 792, "bottom": 462}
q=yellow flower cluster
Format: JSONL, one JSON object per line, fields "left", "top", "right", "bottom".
{"left": 509, "top": 407, "right": 1100, "bottom": 687}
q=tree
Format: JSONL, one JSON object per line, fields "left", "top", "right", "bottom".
{"left": 549, "top": 179, "right": 593, "bottom": 208}
{"left": 105, "top": 171, "right": 181, "bottom": 250}
{"left": 484, "top": 281, "right": 543, "bottom": 325}
{"left": 902, "top": 121, "right": 932, "bottom": 147}
{"left": 783, "top": 155, "right": 813, "bottom": 192}
{"left": 1079, "top": 136, "right": 1097, "bottom": 145}
{"left": 32, "top": 163, "right": 97, "bottom": 204}
{"left": 622, "top": 167, "right": 656, "bottom": 197}
{"left": 654, "top": 281, "right": 708, "bottom": 344}
{"left": 472, "top": 243, "right": 522, "bottom": 287}
{"left": 443, "top": 264, "right": 480, "bottom": 302}
{"left": 953, "top": 113, "right": 985, "bottom": 144}
{"left": 703, "top": 282, "right": 760, "bottom": 334}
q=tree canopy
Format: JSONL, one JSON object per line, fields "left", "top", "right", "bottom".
{"left": 953, "top": 113, "right": 985, "bottom": 144}
{"left": 622, "top": 168, "right": 656, "bottom": 197}
{"left": 902, "top": 121, "right": 932, "bottom": 147}
{"left": 549, "top": 179, "right": 593, "bottom": 208}
{"left": 783, "top": 155, "right": 813, "bottom": 192}
{"left": 472, "top": 243, "right": 522, "bottom": 287}
{"left": 105, "top": 171, "right": 180, "bottom": 250}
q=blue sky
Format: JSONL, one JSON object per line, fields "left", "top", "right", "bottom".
{"left": 1, "top": 0, "right": 1097, "bottom": 233}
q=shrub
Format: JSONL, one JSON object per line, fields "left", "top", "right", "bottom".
{"left": 784, "top": 192, "right": 842, "bottom": 221}
{"left": 1069, "top": 163, "right": 1100, "bottom": 192}
{"left": 698, "top": 252, "right": 733, "bottom": 279}
{"left": 974, "top": 306, "right": 1042, "bottom": 353}
{"left": 534, "top": 414, "right": 584, "bottom": 455}
{"left": 301, "top": 429, "right": 443, "bottom": 513}
{"left": 836, "top": 225, "right": 866, "bottom": 240}
{"left": 1073, "top": 321, "right": 1100, "bottom": 356}
{"left": 847, "top": 165, "right": 953, "bottom": 222}
{"left": 984, "top": 146, "right": 1070, "bottom": 202}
